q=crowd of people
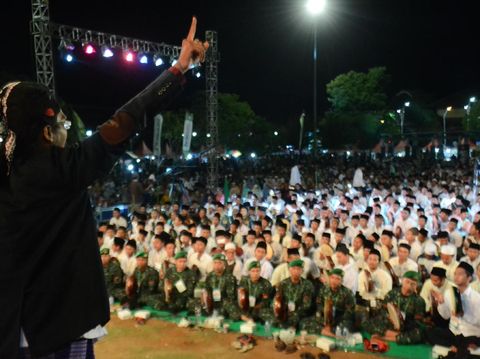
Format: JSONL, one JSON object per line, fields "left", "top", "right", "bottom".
{"left": 97, "top": 160, "right": 480, "bottom": 358}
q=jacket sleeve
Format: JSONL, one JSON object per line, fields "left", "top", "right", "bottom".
{"left": 55, "top": 68, "right": 184, "bottom": 190}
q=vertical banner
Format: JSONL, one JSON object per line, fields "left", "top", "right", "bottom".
{"left": 298, "top": 112, "right": 305, "bottom": 151}
{"left": 183, "top": 112, "right": 194, "bottom": 158}
{"left": 153, "top": 114, "right": 163, "bottom": 157}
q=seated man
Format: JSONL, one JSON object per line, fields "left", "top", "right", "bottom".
{"left": 357, "top": 249, "right": 392, "bottom": 317}
{"left": 204, "top": 254, "right": 241, "bottom": 320}
{"left": 427, "top": 262, "right": 480, "bottom": 359}
{"left": 238, "top": 261, "right": 273, "bottom": 323}
{"left": 161, "top": 251, "right": 197, "bottom": 313}
{"left": 363, "top": 271, "right": 426, "bottom": 345}
{"left": 420, "top": 266, "right": 454, "bottom": 328}
{"left": 301, "top": 268, "right": 355, "bottom": 336}
{"left": 100, "top": 248, "right": 124, "bottom": 302}
{"left": 273, "top": 259, "right": 314, "bottom": 329}
{"left": 127, "top": 252, "right": 160, "bottom": 308}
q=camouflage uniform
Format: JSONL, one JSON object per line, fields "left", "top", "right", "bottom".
{"left": 204, "top": 270, "right": 241, "bottom": 320}
{"left": 301, "top": 284, "right": 355, "bottom": 334}
{"left": 103, "top": 257, "right": 125, "bottom": 301}
{"left": 362, "top": 287, "right": 426, "bottom": 344}
{"left": 238, "top": 276, "right": 274, "bottom": 323}
{"left": 275, "top": 277, "right": 314, "bottom": 329}
{"left": 131, "top": 266, "right": 160, "bottom": 308}
{"left": 159, "top": 266, "right": 197, "bottom": 313}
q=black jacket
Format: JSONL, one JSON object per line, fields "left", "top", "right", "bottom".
{"left": 0, "top": 68, "right": 183, "bottom": 357}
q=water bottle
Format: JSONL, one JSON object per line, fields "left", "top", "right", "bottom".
{"left": 264, "top": 320, "right": 272, "bottom": 339}
{"left": 342, "top": 327, "right": 350, "bottom": 351}
{"left": 335, "top": 326, "right": 343, "bottom": 350}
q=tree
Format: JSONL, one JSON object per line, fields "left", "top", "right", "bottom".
{"left": 321, "top": 67, "right": 391, "bottom": 149}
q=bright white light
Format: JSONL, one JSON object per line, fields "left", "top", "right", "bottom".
{"left": 171, "top": 59, "right": 177, "bottom": 66}
{"left": 0, "top": 137, "right": 3, "bottom": 143}
{"left": 85, "top": 130, "right": 93, "bottom": 137}
{"left": 250, "top": 152, "right": 256, "bottom": 158}
{"left": 470, "top": 97, "right": 477, "bottom": 103}
{"left": 434, "top": 148, "right": 440, "bottom": 154}
{"left": 206, "top": 133, "right": 211, "bottom": 138}
{"left": 165, "top": 167, "right": 172, "bottom": 174}
{"left": 136, "top": 159, "right": 141, "bottom": 163}
{"left": 446, "top": 106, "right": 452, "bottom": 111}
{"left": 404, "top": 101, "right": 410, "bottom": 107}
{"left": 274, "top": 131, "right": 279, "bottom": 136}
{"left": 151, "top": 156, "right": 155, "bottom": 160}
{"left": 65, "top": 54, "right": 74, "bottom": 62}
{"left": 396, "top": 109, "right": 402, "bottom": 114}
{"left": 101, "top": 46, "right": 114, "bottom": 58}
{"left": 154, "top": 55, "right": 164, "bottom": 67}
{"left": 139, "top": 55, "right": 148, "bottom": 64}
{"left": 127, "top": 164, "right": 134, "bottom": 171}
{"left": 464, "top": 105, "right": 469, "bottom": 110}
{"left": 195, "top": 72, "right": 201, "bottom": 79}
{"left": 192, "top": 131, "right": 197, "bottom": 137}
{"left": 306, "top": 0, "right": 327, "bottom": 15}
{"left": 346, "top": 151, "right": 351, "bottom": 156}
{"left": 186, "top": 153, "right": 193, "bottom": 160}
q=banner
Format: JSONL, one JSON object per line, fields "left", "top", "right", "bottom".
{"left": 182, "top": 112, "right": 194, "bottom": 158}
{"left": 153, "top": 114, "right": 163, "bottom": 157}
{"left": 298, "top": 112, "right": 305, "bottom": 150}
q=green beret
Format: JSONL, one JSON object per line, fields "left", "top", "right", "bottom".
{"left": 136, "top": 251, "right": 148, "bottom": 259}
{"left": 248, "top": 261, "right": 261, "bottom": 271}
{"left": 212, "top": 253, "right": 226, "bottom": 262}
{"left": 288, "top": 259, "right": 304, "bottom": 268}
{"left": 174, "top": 251, "right": 188, "bottom": 260}
{"left": 328, "top": 268, "right": 344, "bottom": 278}
{"left": 100, "top": 248, "right": 110, "bottom": 255}
{"left": 403, "top": 271, "right": 421, "bottom": 282}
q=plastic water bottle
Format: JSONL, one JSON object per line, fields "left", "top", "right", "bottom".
{"left": 264, "top": 320, "right": 272, "bottom": 339}
{"left": 342, "top": 327, "right": 350, "bottom": 351}
{"left": 335, "top": 326, "right": 344, "bottom": 350}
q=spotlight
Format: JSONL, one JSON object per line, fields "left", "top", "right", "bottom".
{"left": 186, "top": 153, "right": 193, "bottom": 160}
{"left": 101, "top": 45, "right": 114, "bottom": 58}
{"left": 206, "top": 133, "right": 211, "bottom": 138}
{"left": 153, "top": 54, "right": 164, "bottom": 66}
{"left": 192, "top": 131, "right": 197, "bottom": 137}
{"left": 195, "top": 71, "right": 201, "bottom": 79}
{"left": 85, "top": 130, "right": 93, "bottom": 137}
{"left": 123, "top": 50, "right": 135, "bottom": 62}
{"left": 83, "top": 43, "right": 96, "bottom": 55}
{"left": 138, "top": 52, "right": 148, "bottom": 64}
{"left": 127, "top": 164, "right": 134, "bottom": 171}
{"left": 250, "top": 152, "right": 256, "bottom": 158}
{"left": 171, "top": 58, "right": 177, "bottom": 66}
{"left": 65, "top": 53, "right": 74, "bottom": 63}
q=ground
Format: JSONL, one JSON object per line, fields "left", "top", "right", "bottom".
{"left": 95, "top": 317, "right": 384, "bottom": 359}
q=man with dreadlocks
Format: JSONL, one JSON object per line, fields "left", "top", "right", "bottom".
{"left": 0, "top": 18, "right": 208, "bottom": 358}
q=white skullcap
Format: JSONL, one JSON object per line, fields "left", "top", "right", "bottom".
{"left": 225, "top": 243, "right": 236, "bottom": 251}
{"left": 424, "top": 243, "right": 438, "bottom": 256}
{"left": 440, "top": 244, "right": 455, "bottom": 256}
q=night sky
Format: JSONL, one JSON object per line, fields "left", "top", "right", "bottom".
{"left": 1, "top": 0, "right": 478, "bottom": 133}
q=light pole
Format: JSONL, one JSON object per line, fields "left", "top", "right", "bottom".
{"left": 443, "top": 106, "right": 452, "bottom": 148}
{"left": 464, "top": 96, "right": 477, "bottom": 131}
{"left": 396, "top": 101, "right": 410, "bottom": 137}
{"left": 306, "top": 0, "right": 326, "bottom": 158}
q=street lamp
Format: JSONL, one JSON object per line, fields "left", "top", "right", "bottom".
{"left": 306, "top": 0, "right": 327, "bottom": 158}
{"left": 397, "top": 101, "right": 411, "bottom": 137}
{"left": 443, "top": 106, "right": 452, "bottom": 148}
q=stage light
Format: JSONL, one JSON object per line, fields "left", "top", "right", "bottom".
{"left": 83, "top": 43, "right": 96, "bottom": 55}
{"left": 127, "top": 164, "right": 134, "bottom": 171}
{"left": 59, "top": 39, "right": 75, "bottom": 51}
{"left": 171, "top": 58, "right": 177, "bottom": 66}
{"left": 165, "top": 167, "right": 172, "bottom": 174}
{"left": 65, "top": 54, "right": 74, "bottom": 63}
{"left": 138, "top": 52, "right": 148, "bottom": 64}
{"left": 153, "top": 54, "right": 164, "bottom": 66}
{"left": 274, "top": 131, "right": 279, "bottom": 136}
{"left": 192, "top": 131, "right": 197, "bottom": 137}
{"left": 101, "top": 45, "right": 114, "bottom": 58}
{"left": 250, "top": 152, "right": 256, "bottom": 158}
{"left": 123, "top": 50, "right": 135, "bottom": 62}
{"left": 0, "top": 137, "right": 3, "bottom": 143}
{"left": 195, "top": 71, "right": 201, "bottom": 78}
{"left": 136, "top": 158, "right": 141, "bottom": 163}
{"left": 306, "top": 0, "right": 327, "bottom": 15}
{"left": 186, "top": 153, "right": 193, "bottom": 160}
{"left": 206, "top": 133, "right": 211, "bottom": 138}
{"left": 85, "top": 130, "right": 93, "bottom": 137}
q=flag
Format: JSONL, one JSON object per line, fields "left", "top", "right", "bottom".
{"left": 153, "top": 114, "right": 163, "bottom": 157}
{"left": 182, "top": 112, "right": 193, "bottom": 158}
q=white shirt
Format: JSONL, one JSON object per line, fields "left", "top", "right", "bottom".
{"left": 358, "top": 267, "right": 392, "bottom": 302}
{"left": 388, "top": 257, "right": 419, "bottom": 278}
{"left": 437, "top": 286, "right": 480, "bottom": 337}
{"left": 109, "top": 216, "right": 127, "bottom": 229}
{"left": 118, "top": 253, "right": 137, "bottom": 276}
{"left": 187, "top": 252, "right": 213, "bottom": 282}
{"left": 335, "top": 259, "right": 358, "bottom": 294}
{"left": 243, "top": 258, "right": 273, "bottom": 281}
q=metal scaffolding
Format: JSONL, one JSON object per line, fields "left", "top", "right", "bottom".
{"left": 31, "top": 0, "right": 220, "bottom": 189}
{"left": 31, "top": 0, "right": 56, "bottom": 95}
{"left": 205, "top": 31, "right": 219, "bottom": 192}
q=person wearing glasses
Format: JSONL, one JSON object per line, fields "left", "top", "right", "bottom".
{"left": 0, "top": 17, "right": 208, "bottom": 359}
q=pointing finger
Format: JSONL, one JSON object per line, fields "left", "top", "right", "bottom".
{"left": 187, "top": 16, "right": 197, "bottom": 41}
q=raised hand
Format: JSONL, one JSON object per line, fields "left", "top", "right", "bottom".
{"left": 175, "top": 17, "right": 210, "bottom": 74}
